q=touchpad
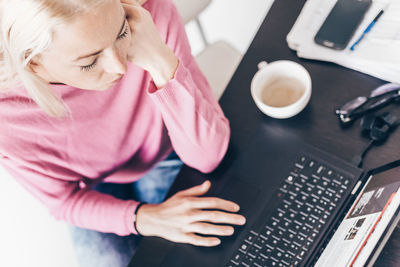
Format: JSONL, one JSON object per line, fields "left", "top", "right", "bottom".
{"left": 161, "top": 177, "right": 260, "bottom": 267}
{"left": 218, "top": 175, "right": 261, "bottom": 220}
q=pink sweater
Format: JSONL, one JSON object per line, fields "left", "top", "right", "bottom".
{"left": 0, "top": 0, "right": 230, "bottom": 236}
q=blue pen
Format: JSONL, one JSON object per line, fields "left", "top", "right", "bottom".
{"left": 350, "top": 9, "right": 385, "bottom": 51}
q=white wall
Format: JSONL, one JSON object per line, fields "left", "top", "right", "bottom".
{"left": 0, "top": 1, "right": 273, "bottom": 266}
{"left": 186, "top": 0, "right": 274, "bottom": 55}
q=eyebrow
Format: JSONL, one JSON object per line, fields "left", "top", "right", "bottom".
{"left": 74, "top": 13, "right": 127, "bottom": 62}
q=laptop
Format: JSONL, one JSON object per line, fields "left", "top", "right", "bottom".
{"left": 129, "top": 124, "right": 400, "bottom": 267}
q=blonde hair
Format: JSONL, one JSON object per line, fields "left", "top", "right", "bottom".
{"left": 0, "top": 0, "right": 111, "bottom": 117}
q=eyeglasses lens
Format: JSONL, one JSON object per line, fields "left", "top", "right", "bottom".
{"left": 370, "top": 83, "right": 400, "bottom": 97}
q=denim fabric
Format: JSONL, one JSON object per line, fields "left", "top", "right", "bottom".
{"left": 69, "top": 152, "right": 183, "bottom": 267}
{"left": 132, "top": 152, "right": 183, "bottom": 204}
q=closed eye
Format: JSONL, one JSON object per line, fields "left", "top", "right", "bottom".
{"left": 79, "top": 20, "right": 128, "bottom": 72}
{"left": 80, "top": 58, "right": 98, "bottom": 72}
{"left": 117, "top": 25, "right": 129, "bottom": 40}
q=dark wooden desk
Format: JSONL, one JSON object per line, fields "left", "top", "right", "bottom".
{"left": 131, "top": 0, "right": 400, "bottom": 266}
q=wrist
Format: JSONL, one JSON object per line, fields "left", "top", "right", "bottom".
{"left": 135, "top": 203, "right": 159, "bottom": 236}
{"left": 147, "top": 45, "right": 178, "bottom": 89}
{"left": 133, "top": 202, "right": 147, "bottom": 235}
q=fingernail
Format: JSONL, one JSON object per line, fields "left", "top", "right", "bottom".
{"left": 234, "top": 204, "right": 240, "bottom": 211}
{"left": 214, "top": 239, "right": 221, "bottom": 245}
{"left": 240, "top": 216, "right": 246, "bottom": 225}
{"left": 228, "top": 227, "right": 235, "bottom": 235}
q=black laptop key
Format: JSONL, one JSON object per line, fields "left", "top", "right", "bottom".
{"left": 290, "top": 166, "right": 302, "bottom": 177}
{"left": 299, "top": 159, "right": 318, "bottom": 178}
{"left": 247, "top": 246, "right": 260, "bottom": 259}
{"left": 282, "top": 229, "right": 295, "bottom": 243}
{"left": 297, "top": 202, "right": 310, "bottom": 214}
{"left": 322, "top": 168, "right": 335, "bottom": 180}
{"left": 260, "top": 246, "right": 272, "bottom": 259}
{"left": 231, "top": 252, "right": 244, "bottom": 265}
{"left": 254, "top": 255, "right": 267, "bottom": 266}
{"left": 315, "top": 164, "right": 326, "bottom": 176}
{"left": 310, "top": 206, "right": 324, "bottom": 219}
{"left": 270, "top": 247, "right": 285, "bottom": 262}
{"left": 283, "top": 251, "right": 295, "bottom": 264}
{"left": 266, "top": 216, "right": 279, "bottom": 230}
{"left": 296, "top": 155, "right": 307, "bottom": 167}
{"left": 260, "top": 228, "right": 271, "bottom": 240}
{"left": 293, "top": 192, "right": 305, "bottom": 206}
{"left": 244, "top": 232, "right": 257, "bottom": 245}
{"left": 284, "top": 191, "right": 296, "bottom": 202}
{"left": 239, "top": 242, "right": 250, "bottom": 254}
{"left": 323, "top": 188, "right": 335, "bottom": 200}
{"left": 240, "top": 256, "right": 252, "bottom": 266}
{"left": 253, "top": 236, "right": 266, "bottom": 249}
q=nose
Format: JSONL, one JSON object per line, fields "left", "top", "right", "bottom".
{"left": 103, "top": 46, "right": 127, "bottom": 75}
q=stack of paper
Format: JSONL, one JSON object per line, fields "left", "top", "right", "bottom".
{"left": 287, "top": 0, "right": 400, "bottom": 83}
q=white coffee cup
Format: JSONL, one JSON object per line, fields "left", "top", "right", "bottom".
{"left": 250, "top": 60, "right": 312, "bottom": 119}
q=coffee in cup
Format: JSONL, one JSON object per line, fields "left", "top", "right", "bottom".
{"left": 250, "top": 60, "right": 312, "bottom": 119}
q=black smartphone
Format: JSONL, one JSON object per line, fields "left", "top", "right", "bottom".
{"left": 314, "top": 0, "right": 372, "bottom": 50}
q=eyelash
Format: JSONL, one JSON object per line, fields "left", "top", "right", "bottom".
{"left": 80, "top": 58, "right": 98, "bottom": 72}
{"left": 80, "top": 25, "right": 129, "bottom": 72}
{"left": 117, "top": 26, "right": 129, "bottom": 40}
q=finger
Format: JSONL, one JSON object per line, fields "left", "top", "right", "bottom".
{"left": 134, "top": 0, "right": 147, "bottom": 5}
{"left": 193, "top": 210, "right": 246, "bottom": 225}
{"left": 186, "top": 222, "right": 234, "bottom": 236}
{"left": 185, "top": 233, "right": 221, "bottom": 247}
{"left": 175, "top": 180, "right": 211, "bottom": 197}
{"left": 121, "top": 3, "right": 140, "bottom": 19}
{"left": 186, "top": 197, "right": 240, "bottom": 212}
{"left": 120, "top": 0, "right": 140, "bottom": 6}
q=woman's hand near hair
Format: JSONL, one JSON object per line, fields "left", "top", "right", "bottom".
{"left": 121, "top": 0, "right": 178, "bottom": 88}
{"left": 135, "top": 181, "right": 246, "bottom": 247}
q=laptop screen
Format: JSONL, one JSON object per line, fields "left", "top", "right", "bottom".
{"left": 315, "top": 165, "right": 400, "bottom": 267}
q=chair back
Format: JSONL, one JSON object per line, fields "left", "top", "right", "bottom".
{"left": 173, "top": 0, "right": 212, "bottom": 24}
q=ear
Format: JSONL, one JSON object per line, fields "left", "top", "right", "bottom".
{"left": 26, "top": 55, "right": 52, "bottom": 83}
{"left": 27, "top": 56, "right": 42, "bottom": 74}
{"left": 27, "top": 59, "right": 40, "bottom": 73}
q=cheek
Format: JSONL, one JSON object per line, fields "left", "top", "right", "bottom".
{"left": 57, "top": 67, "right": 105, "bottom": 89}
{"left": 117, "top": 37, "right": 130, "bottom": 60}
{"left": 41, "top": 56, "right": 99, "bottom": 83}
{"left": 118, "top": 29, "right": 132, "bottom": 58}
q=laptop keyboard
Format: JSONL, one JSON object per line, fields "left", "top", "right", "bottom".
{"left": 227, "top": 155, "right": 351, "bottom": 267}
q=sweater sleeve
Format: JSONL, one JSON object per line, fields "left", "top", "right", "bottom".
{"left": 0, "top": 155, "right": 140, "bottom": 236}
{"left": 147, "top": 0, "right": 231, "bottom": 173}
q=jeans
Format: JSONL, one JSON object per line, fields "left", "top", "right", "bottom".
{"left": 69, "top": 152, "right": 183, "bottom": 267}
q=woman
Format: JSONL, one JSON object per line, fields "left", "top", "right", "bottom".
{"left": 0, "top": 0, "right": 245, "bottom": 266}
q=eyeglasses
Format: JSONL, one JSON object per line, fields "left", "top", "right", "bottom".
{"left": 335, "top": 83, "right": 400, "bottom": 125}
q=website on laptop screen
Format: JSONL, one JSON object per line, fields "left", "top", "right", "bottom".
{"left": 316, "top": 165, "right": 400, "bottom": 267}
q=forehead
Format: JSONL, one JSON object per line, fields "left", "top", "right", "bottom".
{"left": 45, "top": 0, "right": 124, "bottom": 61}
